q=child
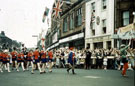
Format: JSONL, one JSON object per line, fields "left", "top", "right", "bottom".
{"left": 103, "top": 56, "right": 108, "bottom": 70}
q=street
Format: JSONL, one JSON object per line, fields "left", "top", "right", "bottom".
{"left": 0, "top": 69, "right": 134, "bottom": 86}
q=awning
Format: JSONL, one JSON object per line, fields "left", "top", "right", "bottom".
{"left": 117, "top": 23, "right": 135, "bottom": 39}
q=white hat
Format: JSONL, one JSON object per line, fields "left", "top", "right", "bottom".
{"left": 120, "top": 44, "right": 125, "bottom": 48}
{"left": 4, "top": 49, "right": 8, "bottom": 53}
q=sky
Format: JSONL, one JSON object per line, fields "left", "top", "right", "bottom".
{"left": 0, "top": 0, "right": 54, "bottom": 48}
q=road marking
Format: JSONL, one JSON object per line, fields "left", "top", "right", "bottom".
{"left": 84, "top": 76, "right": 101, "bottom": 79}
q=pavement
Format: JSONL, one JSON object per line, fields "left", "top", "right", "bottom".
{"left": 0, "top": 68, "right": 134, "bottom": 86}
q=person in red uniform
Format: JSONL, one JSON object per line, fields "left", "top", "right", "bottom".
{"left": 11, "top": 47, "right": 18, "bottom": 70}
{"left": 31, "top": 48, "right": 42, "bottom": 74}
{"left": 26, "top": 50, "right": 33, "bottom": 70}
{"left": 48, "top": 50, "right": 53, "bottom": 72}
{"left": 41, "top": 50, "right": 47, "bottom": 73}
{"left": 2, "top": 50, "right": 11, "bottom": 72}
{"left": 16, "top": 51, "right": 25, "bottom": 72}
{"left": 0, "top": 51, "right": 3, "bottom": 72}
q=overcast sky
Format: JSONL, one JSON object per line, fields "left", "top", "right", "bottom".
{"left": 0, "top": 0, "right": 54, "bottom": 48}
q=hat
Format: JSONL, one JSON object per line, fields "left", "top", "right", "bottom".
{"left": 4, "top": 49, "right": 8, "bottom": 53}
{"left": 120, "top": 44, "right": 125, "bottom": 48}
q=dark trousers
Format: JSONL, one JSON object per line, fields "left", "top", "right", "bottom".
{"left": 67, "top": 63, "right": 75, "bottom": 74}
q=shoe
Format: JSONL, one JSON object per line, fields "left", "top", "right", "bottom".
{"left": 17, "top": 70, "right": 19, "bottom": 72}
{"left": 40, "top": 72, "right": 43, "bottom": 74}
{"left": 1, "top": 70, "right": 3, "bottom": 73}
{"left": 31, "top": 72, "right": 34, "bottom": 74}
{"left": 122, "top": 74, "right": 128, "bottom": 77}
{"left": 49, "top": 70, "right": 52, "bottom": 73}
{"left": 67, "top": 69, "right": 69, "bottom": 74}
{"left": 8, "top": 71, "right": 11, "bottom": 73}
{"left": 73, "top": 73, "right": 76, "bottom": 75}
{"left": 43, "top": 71, "right": 46, "bottom": 73}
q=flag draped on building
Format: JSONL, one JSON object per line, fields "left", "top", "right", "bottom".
{"left": 42, "top": 7, "right": 49, "bottom": 23}
{"left": 90, "top": 11, "right": 95, "bottom": 29}
{"left": 52, "top": 0, "right": 63, "bottom": 18}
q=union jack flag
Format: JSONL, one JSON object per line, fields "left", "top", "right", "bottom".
{"left": 52, "top": 0, "right": 63, "bottom": 18}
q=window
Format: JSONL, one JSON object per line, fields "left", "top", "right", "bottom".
{"left": 102, "top": 19, "right": 106, "bottom": 34}
{"left": 92, "top": 30, "right": 95, "bottom": 36}
{"left": 91, "top": 22, "right": 95, "bottom": 30}
{"left": 91, "top": 2, "right": 95, "bottom": 12}
{"left": 76, "top": 8, "right": 82, "bottom": 26}
{"left": 102, "top": 0, "right": 107, "bottom": 10}
{"left": 122, "top": 11, "right": 129, "bottom": 26}
{"left": 63, "top": 17, "right": 68, "bottom": 32}
{"left": 70, "top": 13, "right": 74, "bottom": 30}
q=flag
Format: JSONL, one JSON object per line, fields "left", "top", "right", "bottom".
{"left": 90, "top": 11, "right": 95, "bottom": 29}
{"left": 52, "top": 0, "right": 63, "bottom": 18}
{"left": 42, "top": 7, "right": 49, "bottom": 23}
{"left": 47, "top": 18, "right": 49, "bottom": 26}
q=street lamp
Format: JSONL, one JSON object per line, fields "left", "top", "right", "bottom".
{"left": 133, "top": 12, "right": 135, "bottom": 23}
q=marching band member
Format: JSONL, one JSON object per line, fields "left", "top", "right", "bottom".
{"left": 16, "top": 51, "right": 25, "bottom": 72}
{"left": 41, "top": 50, "right": 47, "bottom": 73}
{"left": 2, "top": 50, "right": 11, "bottom": 72}
{"left": 11, "top": 47, "right": 18, "bottom": 70}
{"left": 26, "top": 50, "right": 33, "bottom": 70}
{"left": 48, "top": 50, "right": 53, "bottom": 72}
{"left": 31, "top": 48, "right": 42, "bottom": 74}
{"left": 0, "top": 51, "right": 3, "bottom": 73}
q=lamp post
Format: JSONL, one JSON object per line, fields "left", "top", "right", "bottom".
{"left": 133, "top": 12, "right": 135, "bottom": 23}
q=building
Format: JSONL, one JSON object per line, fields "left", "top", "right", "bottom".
{"left": 85, "top": 0, "right": 135, "bottom": 50}
{"left": 85, "top": 0, "right": 115, "bottom": 50}
{"left": 114, "top": 0, "right": 135, "bottom": 48}
{"left": 46, "top": 0, "right": 86, "bottom": 50}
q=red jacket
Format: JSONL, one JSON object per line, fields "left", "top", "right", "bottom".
{"left": 48, "top": 51, "right": 53, "bottom": 59}
{"left": 0, "top": 52, "right": 3, "bottom": 60}
{"left": 33, "top": 50, "right": 39, "bottom": 60}
{"left": 27, "top": 52, "right": 33, "bottom": 60}
{"left": 3, "top": 53, "right": 10, "bottom": 61}
{"left": 40, "top": 51, "right": 46, "bottom": 59}
{"left": 11, "top": 51, "right": 17, "bottom": 59}
{"left": 17, "top": 53, "right": 24, "bottom": 60}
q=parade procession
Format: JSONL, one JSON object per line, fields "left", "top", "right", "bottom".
{"left": 0, "top": 0, "right": 135, "bottom": 86}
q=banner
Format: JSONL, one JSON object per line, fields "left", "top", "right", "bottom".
{"left": 117, "top": 24, "right": 135, "bottom": 39}
{"left": 119, "top": 24, "right": 135, "bottom": 33}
